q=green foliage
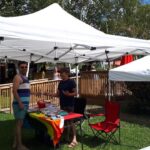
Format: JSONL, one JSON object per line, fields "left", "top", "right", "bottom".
{"left": 27, "top": 0, "right": 59, "bottom": 13}
{"left": 0, "top": 0, "right": 60, "bottom": 16}
{"left": 0, "top": 0, "right": 27, "bottom": 16}
{"left": 126, "top": 82, "right": 150, "bottom": 114}
{"left": 62, "top": 0, "right": 150, "bottom": 39}
{"left": 0, "top": 0, "right": 150, "bottom": 39}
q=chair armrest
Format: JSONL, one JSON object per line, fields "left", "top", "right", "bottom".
{"left": 87, "top": 113, "right": 105, "bottom": 124}
{"left": 105, "top": 119, "right": 120, "bottom": 126}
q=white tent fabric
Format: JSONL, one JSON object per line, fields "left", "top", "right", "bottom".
{"left": 0, "top": 3, "right": 150, "bottom": 63}
{"left": 0, "top": 40, "right": 146, "bottom": 63}
{"left": 109, "top": 55, "right": 150, "bottom": 81}
{"left": 0, "top": 3, "right": 150, "bottom": 47}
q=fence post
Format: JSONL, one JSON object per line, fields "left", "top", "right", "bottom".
{"left": 10, "top": 84, "right": 13, "bottom": 114}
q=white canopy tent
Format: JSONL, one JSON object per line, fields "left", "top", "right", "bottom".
{"left": 0, "top": 3, "right": 150, "bottom": 97}
{"left": 0, "top": 3, "right": 150, "bottom": 63}
{"left": 109, "top": 55, "right": 150, "bottom": 81}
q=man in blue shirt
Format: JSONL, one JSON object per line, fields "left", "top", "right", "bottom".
{"left": 58, "top": 69, "right": 76, "bottom": 111}
{"left": 50, "top": 68, "right": 78, "bottom": 148}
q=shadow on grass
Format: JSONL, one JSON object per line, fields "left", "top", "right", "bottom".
{"left": 0, "top": 113, "right": 54, "bottom": 150}
{"left": 120, "top": 112, "right": 150, "bottom": 127}
{"left": 86, "top": 104, "right": 150, "bottom": 127}
{"left": 77, "top": 134, "right": 139, "bottom": 150}
{"left": 0, "top": 120, "right": 55, "bottom": 150}
{"left": 0, "top": 111, "right": 147, "bottom": 150}
{"left": 0, "top": 119, "right": 14, "bottom": 150}
{"left": 24, "top": 135, "right": 53, "bottom": 150}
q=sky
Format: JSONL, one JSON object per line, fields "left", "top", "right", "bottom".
{"left": 142, "top": 0, "right": 150, "bottom": 4}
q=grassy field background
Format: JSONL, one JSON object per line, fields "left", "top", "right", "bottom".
{"left": 0, "top": 112, "right": 150, "bottom": 150}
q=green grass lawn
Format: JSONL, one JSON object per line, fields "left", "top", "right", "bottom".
{"left": 0, "top": 113, "right": 150, "bottom": 150}
{"left": 0, "top": 96, "right": 10, "bottom": 109}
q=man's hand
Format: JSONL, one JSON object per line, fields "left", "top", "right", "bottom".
{"left": 63, "top": 91, "right": 71, "bottom": 96}
{"left": 18, "top": 101, "right": 24, "bottom": 110}
{"left": 43, "top": 93, "right": 54, "bottom": 97}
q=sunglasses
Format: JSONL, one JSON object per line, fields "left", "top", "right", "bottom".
{"left": 20, "top": 66, "right": 27, "bottom": 69}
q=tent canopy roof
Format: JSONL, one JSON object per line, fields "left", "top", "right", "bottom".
{"left": 109, "top": 55, "right": 150, "bottom": 81}
{"left": 0, "top": 3, "right": 150, "bottom": 63}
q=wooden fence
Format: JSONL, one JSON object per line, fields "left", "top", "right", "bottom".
{"left": 80, "top": 71, "right": 127, "bottom": 105}
{"left": 0, "top": 83, "right": 13, "bottom": 113}
{"left": 0, "top": 78, "right": 76, "bottom": 113}
{"left": 0, "top": 71, "right": 127, "bottom": 113}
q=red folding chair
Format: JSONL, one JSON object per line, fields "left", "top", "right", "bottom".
{"left": 88, "top": 100, "right": 120, "bottom": 145}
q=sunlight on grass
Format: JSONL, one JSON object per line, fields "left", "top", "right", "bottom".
{"left": 0, "top": 113, "right": 150, "bottom": 150}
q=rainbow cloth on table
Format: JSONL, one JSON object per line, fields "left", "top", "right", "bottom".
{"left": 29, "top": 113, "right": 64, "bottom": 146}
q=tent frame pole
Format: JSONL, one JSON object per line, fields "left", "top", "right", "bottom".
{"left": 26, "top": 53, "right": 33, "bottom": 77}
{"left": 105, "top": 50, "right": 111, "bottom": 101}
{"left": 75, "top": 57, "right": 79, "bottom": 98}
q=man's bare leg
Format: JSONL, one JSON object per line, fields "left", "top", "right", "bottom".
{"left": 68, "top": 122, "right": 78, "bottom": 148}
{"left": 12, "top": 130, "right": 16, "bottom": 149}
{"left": 72, "top": 124, "right": 77, "bottom": 143}
{"left": 14, "top": 119, "right": 29, "bottom": 150}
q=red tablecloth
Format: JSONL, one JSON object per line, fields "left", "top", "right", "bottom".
{"left": 64, "top": 112, "right": 83, "bottom": 120}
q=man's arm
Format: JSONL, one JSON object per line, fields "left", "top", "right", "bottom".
{"left": 13, "top": 75, "right": 24, "bottom": 109}
{"left": 41, "top": 89, "right": 60, "bottom": 97}
{"left": 48, "top": 90, "right": 60, "bottom": 97}
{"left": 63, "top": 88, "right": 77, "bottom": 97}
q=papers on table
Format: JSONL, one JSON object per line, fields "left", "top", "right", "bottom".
{"left": 41, "top": 105, "right": 59, "bottom": 116}
{"left": 28, "top": 104, "right": 68, "bottom": 119}
{"left": 28, "top": 107, "right": 39, "bottom": 112}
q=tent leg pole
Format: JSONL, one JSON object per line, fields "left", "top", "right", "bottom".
{"left": 108, "top": 80, "right": 111, "bottom": 101}
{"left": 76, "top": 64, "right": 79, "bottom": 97}
{"left": 26, "top": 54, "right": 32, "bottom": 77}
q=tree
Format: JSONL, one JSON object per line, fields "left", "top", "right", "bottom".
{"left": 0, "top": 0, "right": 59, "bottom": 16}
{"left": 62, "top": 0, "right": 150, "bottom": 38}
{"left": 0, "top": 0, "right": 27, "bottom": 16}
{"left": 27, "top": 0, "right": 59, "bottom": 13}
{"left": 135, "top": 4, "right": 150, "bottom": 39}
{"left": 0, "top": 0, "right": 149, "bottom": 39}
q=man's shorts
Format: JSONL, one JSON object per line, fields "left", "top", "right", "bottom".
{"left": 13, "top": 104, "right": 28, "bottom": 120}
